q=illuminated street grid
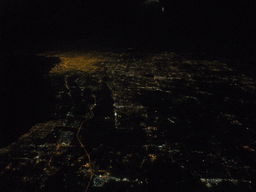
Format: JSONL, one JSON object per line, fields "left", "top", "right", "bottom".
{"left": 0, "top": 51, "right": 256, "bottom": 191}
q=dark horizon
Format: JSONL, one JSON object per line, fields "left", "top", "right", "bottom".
{"left": 1, "top": 0, "right": 255, "bottom": 60}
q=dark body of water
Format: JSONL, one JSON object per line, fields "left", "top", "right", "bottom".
{"left": 0, "top": 55, "right": 59, "bottom": 147}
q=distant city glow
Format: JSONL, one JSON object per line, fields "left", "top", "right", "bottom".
{"left": 44, "top": 51, "right": 104, "bottom": 74}
{"left": 144, "top": 0, "right": 159, "bottom": 4}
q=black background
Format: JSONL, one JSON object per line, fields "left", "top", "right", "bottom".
{"left": 1, "top": 0, "right": 255, "bottom": 59}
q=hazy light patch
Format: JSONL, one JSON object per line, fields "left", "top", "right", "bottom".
{"left": 50, "top": 55, "right": 102, "bottom": 74}
{"left": 144, "top": 0, "right": 159, "bottom": 4}
{"left": 39, "top": 51, "right": 104, "bottom": 74}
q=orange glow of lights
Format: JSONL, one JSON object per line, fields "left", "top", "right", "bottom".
{"left": 148, "top": 154, "right": 157, "bottom": 162}
{"left": 243, "top": 146, "right": 255, "bottom": 152}
{"left": 49, "top": 55, "right": 103, "bottom": 74}
{"left": 5, "top": 163, "right": 12, "bottom": 169}
{"left": 83, "top": 163, "right": 90, "bottom": 168}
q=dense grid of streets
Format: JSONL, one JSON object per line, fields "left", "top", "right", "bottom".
{"left": 1, "top": 50, "right": 256, "bottom": 191}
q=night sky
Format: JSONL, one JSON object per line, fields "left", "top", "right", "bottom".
{"left": 1, "top": 0, "right": 255, "bottom": 60}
